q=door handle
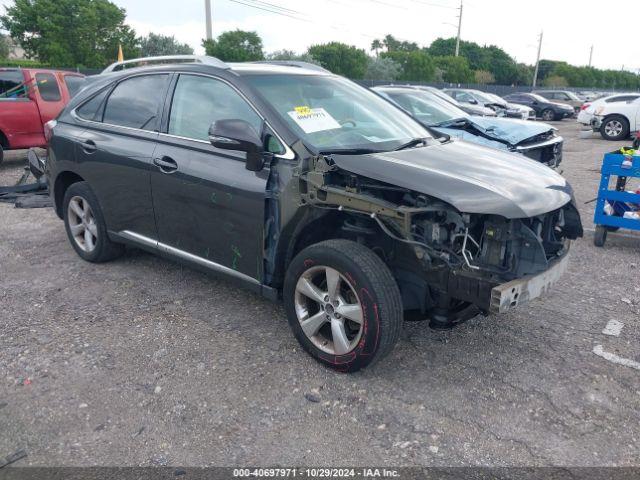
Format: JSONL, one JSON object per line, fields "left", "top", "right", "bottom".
{"left": 153, "top": 156, "right": 178, "bottom": 173}
{"left": 82, "top": 139, "right": 97, "bottom": 154}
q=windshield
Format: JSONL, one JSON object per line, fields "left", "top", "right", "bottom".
{"left": 476, "top": 91, "right": 504, "bottom": 105}
{"left": 530, "top": 93, "right": 548, "bottom": 102}
{"left": 565, "top": 91, "right": 581, "bottom": 101}
{"left": 485, "top": 93, "right": 507, "bottom": 104}
{"left": 379, "top": 89, "right": 468, "bottom": 126}
{"left": 245, "top": 74, "right": 431, "bottom": 153}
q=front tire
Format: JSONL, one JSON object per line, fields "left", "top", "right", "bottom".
{"left": 0, "top": 145, "right": 4, "bottom": 165}
{"left": 600, "top": 115, "right": 630, "bottom": 141}
{"left": 63, "top": 182, "right": 124, "bottom": 263}
{"left": 284, "top": 240, "right": 403, "bottom": 373}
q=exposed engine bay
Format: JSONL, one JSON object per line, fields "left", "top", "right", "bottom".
{"left": 299, "top": 155, "right": 583, "bottom": 326}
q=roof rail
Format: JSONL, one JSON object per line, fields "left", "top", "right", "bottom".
{"left": 251, "top": 61, "right": 330, "bottom": 73}
{"left": 102, "top": 55, "right": 229, "bottom": 74}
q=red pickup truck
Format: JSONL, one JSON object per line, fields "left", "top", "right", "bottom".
{"left": 0, "top": 68, "right": 84, "bottom": 164}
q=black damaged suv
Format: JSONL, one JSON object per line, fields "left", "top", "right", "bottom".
{"left": 41, "top": 56, "right": 582, "bottom": 372}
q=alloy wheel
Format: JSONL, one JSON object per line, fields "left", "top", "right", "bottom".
{"left": 67, "top": 196, "right": 98, "bottom": 252}
{"left": 294, "top": 266, "right": 364, "bottom": 355}
{"left": 604, "top": 120, "right": 623, "bottom": 138}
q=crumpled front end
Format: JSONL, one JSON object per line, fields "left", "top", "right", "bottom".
{"left": 299, "top": 154, "right": 583, "bottom": 321}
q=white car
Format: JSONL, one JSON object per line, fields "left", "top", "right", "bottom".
{"left": 578, "top": 94, "right": 640, "bottom": 141}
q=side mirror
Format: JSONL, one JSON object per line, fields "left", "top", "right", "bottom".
{"left": 468, "top": 99, "right": 478, "bottom": 105}
{"left": 209, "top": 119, "right": 267, "bottom": 172}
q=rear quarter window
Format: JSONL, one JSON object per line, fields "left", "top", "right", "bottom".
{"left": 35, "top": 73, "right": 61, "bottom": 101}
{"left": 64, "top": 75, "right": 85, "bottom": 98}
{"left": 0, "top": 70, "right": 26, "bottom": 98}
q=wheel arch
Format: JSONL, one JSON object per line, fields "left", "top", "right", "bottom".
{"left": 53, "top": 171, "right": 85, "bottom": 219}
{"left": 270, "top": 208, "right": 386, "bottom": 290}
{"left": 602, "top": 112, "right": 630, "bottom": 126}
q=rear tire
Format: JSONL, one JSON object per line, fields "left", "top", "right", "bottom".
{"left": 0, "top": 145, "right": 4, "bottom": 165}
{"left": 600, "top": 115, "right": 630, "bottom": 141}
{"left": 594, "top": 225, "right": 608, "bottom": 247}
{"left": 284, "top": 239, "right": 403, "bottom": 373}
{"left": 63, "top": 182, "right": 124, "bottom": 263}
{"left": 541, "top": 109, "right": 555, "bottom": 122}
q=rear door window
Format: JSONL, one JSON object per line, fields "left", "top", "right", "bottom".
{"left": 0, "top": 70, "right": 26, "bottom": 98}
{"left": 64, "top": 75, "right": 85, "bottom": 98}
{"left": 35, "top": 73, "right": 61, "bottom": 101}
{"left": 103, "top": 74, "right": 170, "bottom": 130}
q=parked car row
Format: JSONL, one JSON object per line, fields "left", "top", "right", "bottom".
{"left": 26, "top": 55, "right": 582, "bottom": 372}
{"left": 373, "top": 86, "right": 563, "bottom": 167}
{"left": 577, "top": 93, "right": 640, "bottom": 141}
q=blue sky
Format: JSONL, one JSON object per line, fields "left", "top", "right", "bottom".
{"left": 1, "top": 0, "right": 639, "bottom": 72}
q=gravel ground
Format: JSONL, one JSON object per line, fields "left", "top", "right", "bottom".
{"left": 1, "top": 122, "right": 639, "bottom": 467}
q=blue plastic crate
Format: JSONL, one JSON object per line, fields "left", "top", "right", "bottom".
{"left": 593, "top": 151, "right": 640, "bottom": 232}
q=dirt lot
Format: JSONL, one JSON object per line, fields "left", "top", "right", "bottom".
{"left": 1, "top": 122, "right": 639, "bottom": 467}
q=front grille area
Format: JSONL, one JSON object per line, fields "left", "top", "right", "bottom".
{"left": 521, "top": 141, "right": 563, "bottom": 167}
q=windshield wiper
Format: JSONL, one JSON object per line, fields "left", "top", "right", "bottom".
{"left": 436, "top": 117, "right": 470, "bottom": 127}
{"left": 394, "top": 137, "right": 429, "bottom": 151}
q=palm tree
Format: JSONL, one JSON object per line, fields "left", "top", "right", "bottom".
{"left": 371, "top": 39, "right": 382, "bottom": 57}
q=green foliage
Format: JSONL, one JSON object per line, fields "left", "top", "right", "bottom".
{"left": 474, "top": 70, "right": 495, "bottom": 84}
{"left": 139, "top": 33, "right": 193, "bottom": 57}
{"left": 380, "top": 34, "right": 419, "bottom": 53}
{"left": 202, "top": 30, "right": 264, "bottom": 62}
{"left": 532, "top": 59, "right": 640, "bottom": 89}
{"left": 429, "top": 37, "right": 520, "bottom": 84}
{"left": 381, "top": 50, "right": 435, "bottom": 82}
{"left": 366, "top": 56, "right": 402, "bottom": 81}
{"left": 433, "top": 55, "right": 474, "bottom": 83}
{"left": 370, "top": 39, "right": 383, "bottom": 57}
{"left": 0, "top": 58, "right": 49, "bottom": 68}
{"left": 543, "top": 75, "right": 568, "bottom": 88}
{"left": 307, "top": 42, "right": 368, "bottom": 78}
{"left": 0, "top": 34, "right": 10, "bottom": 59}
{"left": 265, "top": 49, "right": 320, "bottom": 65}
{"left": 1, "top": 0, "right": 140, "bottom": 68}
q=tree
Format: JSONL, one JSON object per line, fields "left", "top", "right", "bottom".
{"left": 307, "top": 42, "right": 368, "bottom": 78}
{"left": 0, "top": 35, "right": 10, "bottom": 59}
{"left": 1, "top": 0, "right": 140, "bottom": 67}
{"left": 202, "top": 30, "right": 264, "bottom": 62}
{"left": 139, "top": 33, "right": 193, "bottom": 57}
{"left": 474, "top": 70, "right": 495, "bottom": 84}
{"left": 371, "top": 39, "right": 383, "bottom": 57}
{"left": 266, "top": 49, "right": 320, "bottom": 65}
{"left": 366, "top": 56, "right": 402, "bottom": 81}
{"left": 382, "top": 50, "right": 435, "bottom": 82}
{"left": 543, "top": 75, "right": 568, "bottom": 88}
{"left": 433, "top": 56, "right": 474, "bottom": 83}
{"left": 381, "top": 34, "right": 419, "bottom": 53}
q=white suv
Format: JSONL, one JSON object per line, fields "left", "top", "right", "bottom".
{"left": 579, "top": 94, "right": 640, "bottom": 141}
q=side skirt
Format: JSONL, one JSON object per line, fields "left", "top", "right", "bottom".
{"left": 110, "top": 230, "right": 279, "bottom": 302}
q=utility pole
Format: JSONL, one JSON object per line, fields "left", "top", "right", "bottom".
{"left": 532, "top": 31, "right": 543, "bottom": 88}
{"left": 588, "top": 45, "right": 593, "bottom": 67}
{"left": 455, "top": 0, "right": 463, "bottom": 57}
{"left": 205, "top": 0, "right": 213, "bottom": 41}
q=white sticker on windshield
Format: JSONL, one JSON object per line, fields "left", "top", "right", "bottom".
{"left": 287, "top": 107, "right": 341, "bottom": 134}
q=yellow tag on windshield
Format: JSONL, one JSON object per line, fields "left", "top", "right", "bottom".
{"left": 294, "top": 106, "right": 312, "bottom": 116}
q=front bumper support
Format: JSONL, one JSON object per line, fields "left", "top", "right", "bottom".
{"left": 489, "top": 254, "right": 570, "bottom": 314}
